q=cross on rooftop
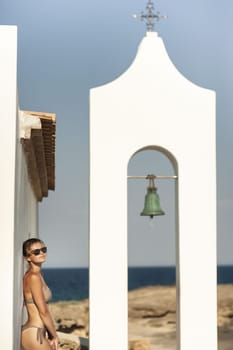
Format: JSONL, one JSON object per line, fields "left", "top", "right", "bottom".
{"left": 132, "top": 0, "right": 167, "bottom": 32}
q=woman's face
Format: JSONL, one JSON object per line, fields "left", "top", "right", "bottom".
{"left": 26, "top": 242, "right": 47, "bottom": 264}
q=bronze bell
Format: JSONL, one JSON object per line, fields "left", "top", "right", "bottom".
{"left": 140, "top": 175, "right": 165, "bottom": 218}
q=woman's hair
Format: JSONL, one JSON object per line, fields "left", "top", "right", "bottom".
{"left": 22, "top": 238, "right": 45, "bottom": 257}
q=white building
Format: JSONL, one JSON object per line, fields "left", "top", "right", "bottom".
{"left": 89, "top": 29, "right": 216, "bottom": 350}
{"left": 0, "top": 26, "right": 56, "bottom": 349}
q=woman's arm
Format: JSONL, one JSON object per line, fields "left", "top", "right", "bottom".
{"left": 29, "top": 273, "right": 58, "bottom": 347}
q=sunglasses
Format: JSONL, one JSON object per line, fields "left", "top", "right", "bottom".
{"left": 30, "top": 246, "right": 47, "bottom": 256}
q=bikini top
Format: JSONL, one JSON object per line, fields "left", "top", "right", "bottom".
{"left": 24, "top": 284, "right": 52, "bottom": 304}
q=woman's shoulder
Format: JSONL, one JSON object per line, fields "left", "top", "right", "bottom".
{"left": 24, "top": 271, "right": 42, "bottom": 285}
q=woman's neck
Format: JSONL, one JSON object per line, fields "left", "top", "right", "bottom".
{"left": 28, "top": 262, "right": 42, "bottom": 273}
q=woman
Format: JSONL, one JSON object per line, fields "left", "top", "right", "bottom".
{"left": 21, "top": 238, "right": 58, "bottom": 350}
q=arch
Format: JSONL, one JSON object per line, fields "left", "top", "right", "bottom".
{"left": 129, "top": 145, "right": 178, "bottom": 176}
{"left": 127, "top": 145, "right": 179, "bottom": 349}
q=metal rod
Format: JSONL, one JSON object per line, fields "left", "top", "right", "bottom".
{"left": 127, "top": 175, "right": 177, "bottom": 179}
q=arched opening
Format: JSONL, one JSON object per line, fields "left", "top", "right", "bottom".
{"left": 127, "top": 146, "right": 178, "bottom": 350}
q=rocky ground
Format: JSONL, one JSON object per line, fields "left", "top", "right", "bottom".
{"left": 49, "top": 284, "right": 233, "bottom": 350}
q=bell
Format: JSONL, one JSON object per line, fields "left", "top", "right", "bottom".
{"left": 140, "top": 175, "right": 165, "bottom": 218}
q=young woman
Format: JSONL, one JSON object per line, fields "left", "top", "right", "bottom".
{"left": 21, "top": 238, "right": 58, "bottom": 350}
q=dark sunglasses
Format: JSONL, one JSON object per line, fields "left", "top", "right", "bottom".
{"left": 30, "top": 246, "right": 47, "bottom": 256}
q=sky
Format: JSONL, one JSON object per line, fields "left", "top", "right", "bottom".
{"left": 1, "top": 0, "right": 233, "bottom": 267}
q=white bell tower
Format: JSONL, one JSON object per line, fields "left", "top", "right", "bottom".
{"left": 89, "top": 2, "right": 217, "bottom": 349}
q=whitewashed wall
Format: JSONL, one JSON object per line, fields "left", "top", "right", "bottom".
{"left": 90, "top": 32, "right": 217, "bottom": 350}
{"left": 14, "top": 110, "right": 39, "bottom": 349}
{"left": 0, "top": 26, "right": 38, "bottom": 349}
{"left": 0, "top": 25, "right": 18, "bottom": 350}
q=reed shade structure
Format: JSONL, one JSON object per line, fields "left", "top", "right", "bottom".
{"left": 21, "top": 111, "right": 56, "bottom": 201}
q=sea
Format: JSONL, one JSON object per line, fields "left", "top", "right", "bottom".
{"left": 43, "top": 265, "right": 233, "bottom": 302}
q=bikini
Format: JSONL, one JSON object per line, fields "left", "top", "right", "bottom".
{"left": 21, "top": 324, "right": 46, "bottom": 344}
{"left": 22, "top": 285, "right": 52, "bottom": 344}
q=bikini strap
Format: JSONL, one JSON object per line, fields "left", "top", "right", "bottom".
{"left": 37, "top": 328, "right": 46, "bottom": 344}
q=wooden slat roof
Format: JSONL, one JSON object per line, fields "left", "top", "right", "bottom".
{"left": 20, "top": 110, "right": 56, "bottom": 201}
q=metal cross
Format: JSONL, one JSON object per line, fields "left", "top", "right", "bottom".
{"left": 132, "top": 0, "right": 167, "bottom": 32}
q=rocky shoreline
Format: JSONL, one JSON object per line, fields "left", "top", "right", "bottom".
{"left": 49, "top": 284, "right": 233, "bottom": 350}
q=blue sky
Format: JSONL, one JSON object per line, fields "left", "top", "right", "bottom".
{"left": 1, "top": 0, "right": 233, "bottom": 267}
